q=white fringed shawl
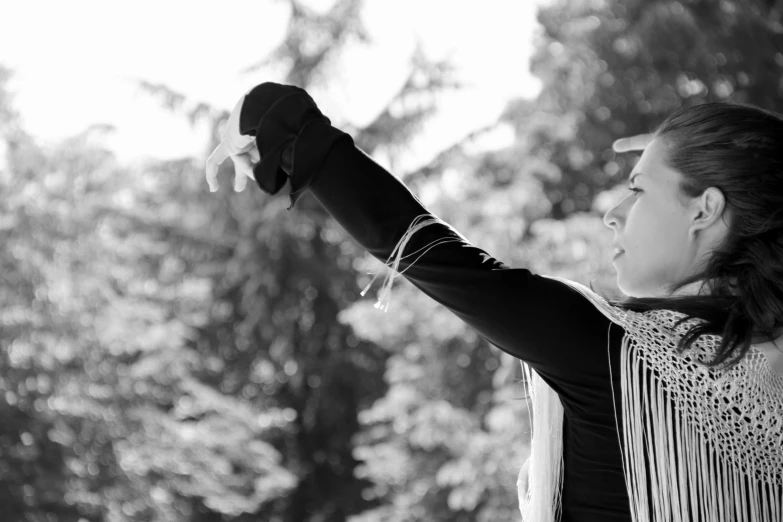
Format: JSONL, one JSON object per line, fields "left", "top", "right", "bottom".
{"left": 517, "top": 275, "right": 783, "bottom": 522}
{"left": 362, "top": 214, "right": 783, "bottom": 522}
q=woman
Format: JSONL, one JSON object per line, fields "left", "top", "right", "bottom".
{"left": 206, "top": 83, "right": 783, "bottom": 521}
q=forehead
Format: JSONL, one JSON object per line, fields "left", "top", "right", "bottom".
{"left": 634, "top": 138, "right": 667, "bottom": 173}
{"left": 631, "top": 137, "right": 681, "bottom": 185}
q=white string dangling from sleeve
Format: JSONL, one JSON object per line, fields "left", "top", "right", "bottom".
{"left": 360, "top": 214, "right": 465, "bottom": 313}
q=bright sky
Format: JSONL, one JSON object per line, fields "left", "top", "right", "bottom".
{"left": 1, "top": 0, "right": 542, "bottom": 172}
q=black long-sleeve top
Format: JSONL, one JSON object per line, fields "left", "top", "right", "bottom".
{"left": 239, "top": 84, "right": 632, "bottom": 521}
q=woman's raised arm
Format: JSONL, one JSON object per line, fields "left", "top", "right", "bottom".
{"left": 208, "top": 83, "right": 616, "bottom": 398}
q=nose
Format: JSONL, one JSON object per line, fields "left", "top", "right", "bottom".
{"left": 602, "top": 189, "right": 632, "bottom": 230}
{"left": 603, "top": 203, "right": 620, "bottom": 230}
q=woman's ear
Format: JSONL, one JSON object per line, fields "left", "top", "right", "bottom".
{"left": 694, "top": 187, "right": 726, "bottom": 226}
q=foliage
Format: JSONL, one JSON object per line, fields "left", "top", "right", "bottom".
{"left": 0, "top": 86, "right": 299, "bottom": 520}
{"left": 523, "top": 0, "right": 783, "bottom": 218}
{"left": 2, "top": 0, "right": 782, "bottom": 521}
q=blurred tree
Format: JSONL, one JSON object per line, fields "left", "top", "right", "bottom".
{"left": 5, "top": 0, "right": 782, "bottom": 521}
{"left": 524, "top": 0, "right": 783, "bottom": 219}
{"left": 0, "top": 65, "right": 297, "bottom": 521}
{"left": 139, "top": 0, "right": 470, "bottom": 520}
{"left": 0, "top": 65, "right": 89, "bottom": 522}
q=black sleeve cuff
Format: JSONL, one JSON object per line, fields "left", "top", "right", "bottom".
{"left": 239, "top": 84, "right": 353, "bottom": 210}
{"left": 286, "top": 118, "right": 353, "bottom": 210}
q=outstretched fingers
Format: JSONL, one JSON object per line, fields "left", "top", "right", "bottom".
{"left": 206, "top": 141, "right": 230, "bottom": 192}
{"left": 248, "top": 146, "right": 260, "bottom": 163}
{"left": 612, "top": 132, "right": 654, "bottom": 153}
{"left": 231, "top": 152, "right": 255, "bottom": 192}
{"left": 206, "top": 142, "right": 259, "bottom": 193}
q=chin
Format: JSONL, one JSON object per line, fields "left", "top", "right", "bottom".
{"left": 615, "top": 274, "right": 634, "bottom": 297}
{"left": 615, "top": 276, "right": 652, "bottom": 299}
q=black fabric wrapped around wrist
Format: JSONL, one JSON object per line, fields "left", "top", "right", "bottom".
{"left": 285, "top": 118, "right": 352, "bottom": 210}
{"left": 239, "top": 86, "right": 352, "bottom": 211}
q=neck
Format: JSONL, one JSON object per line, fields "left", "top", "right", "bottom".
{"left": 669, "top": 280, "right": 710, "bottom": 297}
{"left": 751, "top": 331, "right": 783, "bottom": 350}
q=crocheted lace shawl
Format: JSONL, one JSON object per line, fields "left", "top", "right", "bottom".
{"left": 519, "top": 275, "right": 783, "bottom": 522}
{"left": 362, "top": 215, "right": 783, "bottom": 522}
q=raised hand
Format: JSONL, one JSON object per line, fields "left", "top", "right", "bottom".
{"left": 612, "top": 132, "right": 654, "bottom": 153}
{"left": 205, "top": 93, "right": 260, "bottom": 193}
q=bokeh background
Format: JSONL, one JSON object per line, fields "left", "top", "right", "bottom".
{"left": 1, "top": 0, "right": 782, "bottom": 520}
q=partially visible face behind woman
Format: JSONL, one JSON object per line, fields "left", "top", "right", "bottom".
{"left": 602, "top": 137, "right": 730, "bottom": 298}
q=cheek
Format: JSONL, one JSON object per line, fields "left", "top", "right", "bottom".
{"left": 625, "top": 199, "right": 684, "bottom": 254}
{"left": 618, "top": 202, "right": 688, "bottom": 294}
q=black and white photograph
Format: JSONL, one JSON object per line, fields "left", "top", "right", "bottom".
{"left": 1, "top": 1, "right": 782, "bottom": 520}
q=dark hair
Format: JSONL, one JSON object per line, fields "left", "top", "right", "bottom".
{"left": 596, "top": 102, "right": 783, "bottom": 372}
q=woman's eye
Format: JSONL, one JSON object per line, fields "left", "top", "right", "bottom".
{"left": 627, "top": 187, "right": 641, "bottom": 195}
